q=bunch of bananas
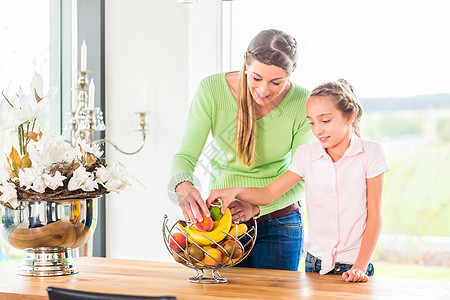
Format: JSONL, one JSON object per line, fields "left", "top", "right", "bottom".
{"left": 228, "top": 222, "right": 248, "bottom": 239}
{"left": 172, "top": 209, "right": 251, "bottom": 268}
{"left": 179, "top": 208, "right": 233, "bottom": 246}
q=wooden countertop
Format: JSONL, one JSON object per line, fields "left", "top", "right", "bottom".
{"left": 0, "top": 257, "right": 449, "bottom": 299}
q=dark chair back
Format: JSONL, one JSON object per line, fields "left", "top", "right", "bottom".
{"left": 46, "top": 286, "right": 177, "bottom": 300}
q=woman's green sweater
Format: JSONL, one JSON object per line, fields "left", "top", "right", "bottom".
{"left": 170, "top": 73, "right": 314, "bottom": 216}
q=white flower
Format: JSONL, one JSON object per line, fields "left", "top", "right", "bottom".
{"left": 42, "top": 171, "right": 66, "bottom": 190}
{"left": 18, "top": 168, "right": 36, "bottom": 188}
{"left": 30, "top": 174, "right": 46, "bottom": 193}
{"left": 95, "top": 165, "right": 111, "bottom": 183}
{"left": 1, "top": 88, "right": 33, "bottom": 130}
{"left": 29, "top": 135, "right": 77, "bottom": 167}
{"left": 29, "top": 72, "right": 58, "bottom": 107}
{"left": 5, "top": 87, "right": 47, "bottom": 128}
{"left": 94, "top": 163, "right": 129, "bottom": 192}
{"left": 104, "top": 166, "right": 130, "bottom": 193}
{"left": 0, "top": 180, "right": 18, "bottom": 207}
{"left": 81, "top": 174, "right": 98, "bottom": 192}
{"left": 104, "top": 175, "right": 129, "bottom": 193}
{"left": 18, "top": 166, "right": 46, "bottom": 193}
{"left": 68, "top": 166, "right": 89, "bottom": 191}
{"left": 1, "top": 73, "right": 57, "bottom": 131}
{"left": 76, "top": 137, "right": 103, "bottom": 158}
{"left": 68, "top": 166, "right": 98, "bottom": 192}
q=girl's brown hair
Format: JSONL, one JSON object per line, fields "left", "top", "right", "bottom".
{"left": 235, "top": 29, "right": 297, "bottom": 166}
{"left": 309, "top": 78, "right": 363, "bottom": 137}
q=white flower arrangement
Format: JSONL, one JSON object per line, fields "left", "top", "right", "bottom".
{"left": 0, "top": 73, "right": 129, "bottom": 209}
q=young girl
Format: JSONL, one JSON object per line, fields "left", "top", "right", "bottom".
{"left": 206, "top": 79, "right": 389, "bottom": 282}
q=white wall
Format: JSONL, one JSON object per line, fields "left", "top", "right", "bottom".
{"left": 105, "top": 0, "right": 220, "bottom": 261}
{"left": 188, "top": 1, "right": 222, "bottom": 101}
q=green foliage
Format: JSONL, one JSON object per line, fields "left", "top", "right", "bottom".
{"left": 362, "top": 110, "right": 450, "bottom": 237}
{"left": 437, "top": 117, "right": 450, "bottom": 141}
{"left": 382, "top": 143, "right": 450, "bottom": 237}
{"left": 374, "top": 262, "right": 450, "bottom": 281}
{"left": 363, "top": 112, "right": 423, "bottom": 139}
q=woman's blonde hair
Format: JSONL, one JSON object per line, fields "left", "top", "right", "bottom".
{"left": 235, "top": 29, "right": 298, "bottom": 166}
{"left": 309, "top": 78, "right": 363, "bottom": 137}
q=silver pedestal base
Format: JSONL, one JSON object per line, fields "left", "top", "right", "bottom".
{"left": 188, "top": 269, "right": 228, "bottom": 283}
{"left": 18, "top": 248, "right": 78, "bottom": 277}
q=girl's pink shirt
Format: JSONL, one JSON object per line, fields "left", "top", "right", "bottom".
{"left": 289, "top": 134, "right": 389, "bottom": 274}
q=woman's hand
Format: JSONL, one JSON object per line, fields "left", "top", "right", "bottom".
{"left": 229, "top": 200, "right": 260, "bottom": 223}
{"left": 206, "top": 187, "right": 242, "bottom": 214}
{"left": 175, "top": 182, "right": 210, "bottom": 224}
{"left": 342, "top": 267, "right": 369, "bottom": 283}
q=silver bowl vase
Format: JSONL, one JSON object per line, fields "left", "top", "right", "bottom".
{"left": 0, "top": 198, "right": 97, "bottom": 276}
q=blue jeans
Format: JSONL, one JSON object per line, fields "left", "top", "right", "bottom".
{"left": 305, "top": 252, "right": 374, "bottom": 276}
{"left": 237, "top": 210, "right": 303, "bottom": 271}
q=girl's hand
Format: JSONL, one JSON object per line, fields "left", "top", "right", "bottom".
{"left": 342, "top": 267, "right": 369, "bottom": 283}
{"left": 229, "top": 200, "right": 260, "bottom": 223}
{"left": 175, "top": 181, "right": 210, "bottom": 224}
{"left": 206, "top": 187, "right": 242, "bottom": 214}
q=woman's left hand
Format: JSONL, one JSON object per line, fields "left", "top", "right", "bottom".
{"left": 342, "top": 267, "right": 369, "bottom": 282}
{"left": 229, "top": 200, "right": 260, "bottom": 222}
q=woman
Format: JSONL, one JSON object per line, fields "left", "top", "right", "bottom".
{"left": 170, "top": 29, "right": 314, "bottom": 270}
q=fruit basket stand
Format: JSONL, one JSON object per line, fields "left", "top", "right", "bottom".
{"left": 162, "top": 212, "right": 257, "bottom": 283}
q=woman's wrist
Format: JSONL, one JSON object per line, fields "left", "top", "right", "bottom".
{"left": 252, "top": 205, "right": 261, "bottom": 218}
{"left": 175, "top": 180, "right": 193, "bottom": 194}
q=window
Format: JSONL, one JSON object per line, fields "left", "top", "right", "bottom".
{"left": 0, "top": 0, "right": 64, "bottom": 266}
{"left": 224, "top": 0, "right": 450, "bottom": 280}
{"left": 0, "top": 0, "right": 64, "bottom": 152}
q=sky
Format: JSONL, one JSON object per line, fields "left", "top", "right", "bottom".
{"left": 228, "top": 0, "right": 450, "bottom": 98}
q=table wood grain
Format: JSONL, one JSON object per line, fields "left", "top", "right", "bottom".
{"left": 0, "top": 257, "right": 449, "bottom": 299}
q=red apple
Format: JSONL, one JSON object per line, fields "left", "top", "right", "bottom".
{"left": 169, "top": 232, "right": 186, "bottom": 252}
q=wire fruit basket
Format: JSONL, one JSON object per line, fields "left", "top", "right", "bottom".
{"left": 162, "top": 214, "right": 257, "bottom": 283}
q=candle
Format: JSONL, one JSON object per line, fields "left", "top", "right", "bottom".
{"left": 140, "top": 84, "right": 147, "bottom": 112}
{"left": 89, "top": 79, "right": 95, "bottom": 110}
{"left": 81, "top": 40, "right": 87, "bottom": 71}
{"left": 72, "top": 90, "right": 78, "bottom": 111}
{"left": 72, "top": 72, "right": 78, "bottom": 111}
